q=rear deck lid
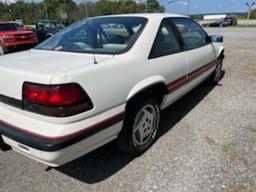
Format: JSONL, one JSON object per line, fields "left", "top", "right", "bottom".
{"left": 0, "top": 49, "right": 112, "bottom": 100}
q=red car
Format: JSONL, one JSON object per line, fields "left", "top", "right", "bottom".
{"left": 0, "top": 22, "right": 38, "bottom": 55}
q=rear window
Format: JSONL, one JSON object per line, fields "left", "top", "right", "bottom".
{"left": 35, "top": 17, "right": 147, "bottom": 54}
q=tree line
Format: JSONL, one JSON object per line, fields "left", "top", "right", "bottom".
{"left": 0, "top": 0, "right": 165, "bottom": 24}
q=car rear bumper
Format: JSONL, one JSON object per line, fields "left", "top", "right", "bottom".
{"left": 1, "top": 121, "right": 122, "bottom": 167}
{"left": 0, "top": 112, "right": 124, "bottom": 152}
{"left": 0, "top": 104, "right": 125, "bottom": 167}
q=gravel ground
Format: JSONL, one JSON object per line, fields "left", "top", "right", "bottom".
{"left": 1, "top": 27, "right": 256, "bottom": 192}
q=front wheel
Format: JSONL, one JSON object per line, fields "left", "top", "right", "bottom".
{"left": 116, "top": 97, "right": 160, "bottom": 155}
{"left": 209, "top": 58, "right": 223, "bottom": 85}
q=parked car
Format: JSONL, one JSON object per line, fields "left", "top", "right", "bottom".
{"left": 0, "top": 14, "right": 224, "bottom": 167}
{"left": 202, "top": 15, "right": 237, "bottom": 27}
{"left": 0, "top": 22, "right": 38, "bottom": 55}
{"left": 33, "top": 20, "right": 65, "bottom": 42}
{"left": 224, "top": 16, "right": 238, "bottom": 26}
{"left": 203, "top": 20, "right": 228, "bottom": 27}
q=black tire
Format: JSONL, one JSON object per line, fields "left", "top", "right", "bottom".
{"left": 116, "top": 97, "right": 160, "bottom": 155}
{"left": 46, "top": 34, "right": 53, "bottom": 39}
{"left": 0, "top": 137, "right": 11, "bottom": 151}
{"left": 209, "top": 57, "right": 223, "bottom": 85}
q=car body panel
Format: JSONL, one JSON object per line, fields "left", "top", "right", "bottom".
{"left": 127, "top": 75, "right": 166, "bottom": 100}
{"left": 0, "top": 50, "right": 113, "bottom": 100}
{"left": 186, "top": 44, "right": 216, "bottom": 74}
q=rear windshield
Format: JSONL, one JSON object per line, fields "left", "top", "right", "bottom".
{"left": 35, "top": 17, "right": 147, "bottom": 54}
{"left": 0, "top": 23, "right": 20, "bottom": 31}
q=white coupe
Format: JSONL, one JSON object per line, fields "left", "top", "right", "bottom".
{"left": 0, "top": 14, "right": 224, "bottom": 167}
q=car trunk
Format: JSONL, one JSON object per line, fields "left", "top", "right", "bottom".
{"left": 0, "top": 49, "right": 112, "bottom": 100}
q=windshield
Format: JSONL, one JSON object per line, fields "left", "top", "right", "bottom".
{"left": 0, "top": 23, "right": 20, "bottom": 31}
{"left": 35, "top": 17, "right": 147, "bottom": 54}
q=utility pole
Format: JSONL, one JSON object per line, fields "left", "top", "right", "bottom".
{"left": 246, "top": 2, "right": 256, "bottom": 20}
{"left": 43, "top": 0, "right": 48, "bottom": 19}
{"left": 84, "top": 0, "right": 89, "bottom": 18}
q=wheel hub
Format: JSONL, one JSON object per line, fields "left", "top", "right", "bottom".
{"left": 132, "top": 104, "right": 157, "bottom": 146}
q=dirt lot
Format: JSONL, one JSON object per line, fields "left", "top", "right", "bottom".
{"left": 0, "top": 27, "right": 256, "bottom": 192}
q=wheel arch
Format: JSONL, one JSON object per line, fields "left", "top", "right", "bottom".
{"left": 217, "top": 47, "right": 225, "bottom": 59}
{"left": 126, "top": 76, "right": 168, "bottom": 105}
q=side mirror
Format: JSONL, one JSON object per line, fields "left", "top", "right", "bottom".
{"left": 211, "top": 35, "right": 223, "bottom": 43}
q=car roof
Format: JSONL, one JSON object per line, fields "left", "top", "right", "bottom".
{"left": 93, "top": 13, "right": 188, "bottom": 19}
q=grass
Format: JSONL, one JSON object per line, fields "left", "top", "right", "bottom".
{"left": 250, "top": 128, "right": 256, "bottom": 133}
{"left": 223, "top": 143, "right": 232, "bottom": 154}
{"left": 246, "top": 64, "right": 256, "bottom": 74}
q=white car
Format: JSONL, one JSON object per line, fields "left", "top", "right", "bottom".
{"left": 0, "top": 14, "right": 224, "bottom": 167}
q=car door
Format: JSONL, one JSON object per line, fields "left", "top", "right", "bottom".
{"left": 148, "top": 18, "right": 188, "bottom": 107}
{"left": 172, "top": 18, "right": 216, "bottom": 85}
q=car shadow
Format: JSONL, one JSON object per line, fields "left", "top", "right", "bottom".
{"left": 56, "top": 73, "right": 224, "bottom": 184}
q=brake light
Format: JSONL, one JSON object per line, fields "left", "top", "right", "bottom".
{"left": 23, "top": 83, "right": 93, "bottom": 117}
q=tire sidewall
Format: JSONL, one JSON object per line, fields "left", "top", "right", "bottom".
{"left": 211, "top": 58, "right": 223, "bottom": 84}
{"left": 125, "top": 98, "right": 160, "bottom": 154}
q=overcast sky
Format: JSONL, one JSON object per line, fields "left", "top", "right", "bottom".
{"left": 0, "top": 0, "right": 255, "bottom": 14}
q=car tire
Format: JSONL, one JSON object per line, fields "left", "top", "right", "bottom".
{"left": 0, "top": 45, "right": 4, "bottom": 55}
{"left": 46, "top": 34, "right": 53, "bottom": 39}
{"left": 209, "top": 57, "right": 223, "bottom": 85}
{"left": 116, "top": 97, "right": 160, "bottom": 155}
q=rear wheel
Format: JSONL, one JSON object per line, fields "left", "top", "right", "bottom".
{"left": 116, "top": 97, "right": 160, "bottom": 155}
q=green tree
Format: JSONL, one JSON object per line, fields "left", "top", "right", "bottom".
{"left": 0, "top": 0, "right": 165, "bottom": 24}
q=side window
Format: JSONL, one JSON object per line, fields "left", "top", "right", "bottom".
{"left": 150, "top": 19, "right": 181, "bottom": 58}
{"left": 172, "top": 18, "right": 208, "bottom": 50}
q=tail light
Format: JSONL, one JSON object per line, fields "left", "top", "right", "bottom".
{"left": 22, "top": 82, "right": 93, "bottom": 117}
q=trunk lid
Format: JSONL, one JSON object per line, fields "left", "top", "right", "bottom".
{"left": 0, "top": 49, "right": 113, "bottom": 100}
